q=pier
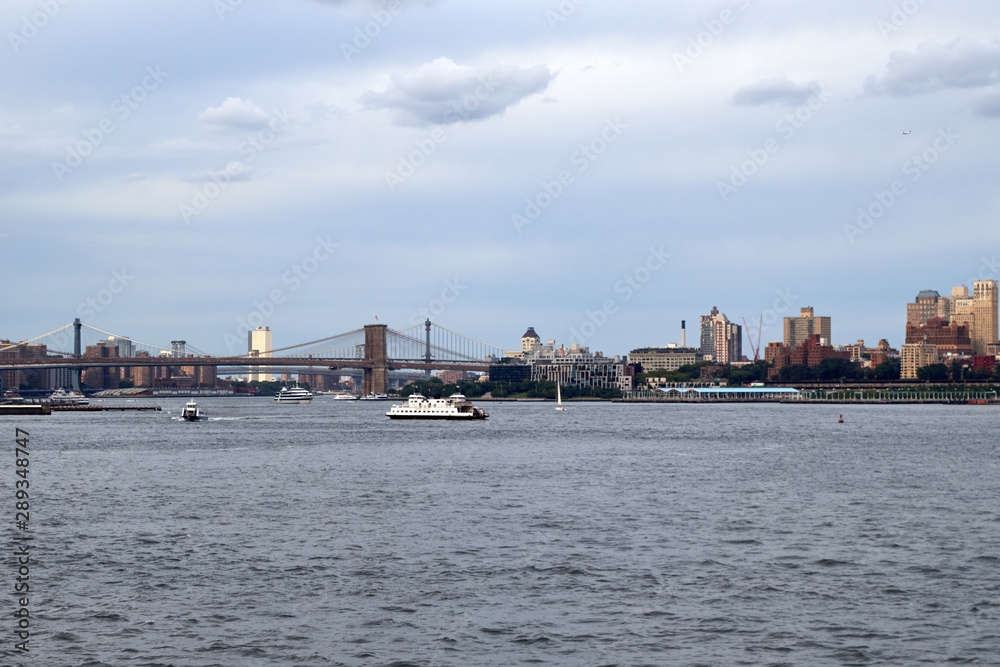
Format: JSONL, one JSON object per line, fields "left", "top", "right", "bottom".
{"left": 621, "top": 386, "right": 999, "bottom": 404}
{"left": 50, "top": 405, "right": 162, "bottom": 412}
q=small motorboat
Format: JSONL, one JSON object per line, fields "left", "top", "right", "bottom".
{"left": 181, "top": 400, "right": 204, "bottom": 421}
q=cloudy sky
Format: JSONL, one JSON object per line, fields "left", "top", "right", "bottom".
{"left": 2, "top": 0, "right": 999, "bottom": 357}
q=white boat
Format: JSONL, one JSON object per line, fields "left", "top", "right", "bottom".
{"left": 386, "top": 393, "right": 488, "bottom": 420}
{"left": 274, "top": 386, "right": 313, "bottom": 403}
{"left": 180, "top": 400, "right": 204, "bottom": 421}
{"left": 333, "top": 393, "right": 359, "bottom": 400}
{"left": 360, "top": 393, "right": 388, "bottom": 400}
{"left": 49, "top": 388, "right": 90, "bottom": 406}
{"left": 2, "top": 389, "right": 25, "bottom": 404}
{"left": 555, "top": 383, "right": 567, "bottom": 411}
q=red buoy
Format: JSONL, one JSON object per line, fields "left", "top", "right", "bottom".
{"left": 838, "top": 414, "right": 843, "bottom": 423}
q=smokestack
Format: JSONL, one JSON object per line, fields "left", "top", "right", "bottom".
{"left": 681, "top": 320, "right": 686, "bottom": 347}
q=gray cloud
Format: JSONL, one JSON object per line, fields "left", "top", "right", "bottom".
{"left": 733, "top": 77, "right": 823, "bottom": 107}
{"left": 974, "top": 92, "right": 1000, "bottom": 118}
{"left": 360, "top": 58, "right": 554, "bottom": 126}
{"left": 864, "top": 39, "right": 1000, "bottom": 97}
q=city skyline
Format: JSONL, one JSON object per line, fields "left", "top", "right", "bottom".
{"left": 6, "top": 276, "right": 998, "bottom": 362}
{"left": 3, "top": 2, "right": 1000, "bottom": 355}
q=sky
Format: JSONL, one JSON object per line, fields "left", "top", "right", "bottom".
{"left": 2, "top": 0, "right": 1000, "bottom": 358}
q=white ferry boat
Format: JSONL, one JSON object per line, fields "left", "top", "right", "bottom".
{"left": 386, "top": 393, "right": 488, "bottom": 420}
{"left": 180, "top": 400, "right": 204, "bottom": 421}
{"left": 49, "top": 388, "right": 90, "bottom": 406}
{"left": 333, "top": 393, "right": 359, "bottom": 400}
{"left": 360, "top": 393, "right": 388, "bottom": 401}
{"left": 274, "top": 387, "right": 313, "bottom": 404}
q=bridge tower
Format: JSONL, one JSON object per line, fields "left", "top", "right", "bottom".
{"left": 424, "top": 318, "right": 432, "bottom": 380}
{"left": 362, "top": 324, "right": 388, "bottom": 396}
{"left": 71, "top": 317, "right": 82, "bottom": 392}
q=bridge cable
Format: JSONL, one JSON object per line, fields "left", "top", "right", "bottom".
{"left": 0, "top": 323, "right": 75, "bottom": 354}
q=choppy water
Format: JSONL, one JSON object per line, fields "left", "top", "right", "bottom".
{"left": 2, "top": 398, "right": 998, "bottom": 666}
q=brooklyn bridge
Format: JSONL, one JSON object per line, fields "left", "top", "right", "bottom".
{"left": 0, "top": 319, "right": 519, "bottom": 395}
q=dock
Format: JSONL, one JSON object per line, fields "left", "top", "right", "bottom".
{"left": 50, "top": 405, "right": 161, "bottom": 412}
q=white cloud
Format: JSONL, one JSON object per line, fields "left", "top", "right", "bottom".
{"left": 197, "top": 97, "right": 272, "bottom": 130}
{"left": 360, "top": 58, "right": 554, "bottom": 126}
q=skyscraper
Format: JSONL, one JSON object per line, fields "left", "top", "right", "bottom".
{"left": 783, "top": 307, "right": 831, "bottom": 349}
{"left": 699, "top": 307, "right": 742, "bottom": 363}
{"left": 906, "top": 290, "right": 950, "bottom": 326}
{"left": 972, "top": 280, "right": 998, "bottom": 356}
{"left": 248, "top": 326, "right": 273, "bottom": 382}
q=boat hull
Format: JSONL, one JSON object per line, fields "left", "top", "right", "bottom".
{"left": 386, "top": 413, "right": 487, "bottom": 420}
{"left": 385, "top": 393, "right": 488, "bottom": 420}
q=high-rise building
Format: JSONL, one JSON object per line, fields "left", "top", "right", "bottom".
{"left": 699, "top": 307, "right": 742, "bottom": 363}
{"left": 82, "top": 341, "right": 119, "bottom": 389}
{"left": 907, "top": 290, "right": 950, "bottom": 326}
{"left": 248, "top": 326, "right": 273, "bottom": 382}
{"left": 901, "top": 341, "right": 939, "bottom": 380}
{"left": 520, "top": 327, "right": 541, "bottom": 358}
{"left": 130, "top": 351, "right": 154, "bottom": 388}
{"left": 783, "top": 307, "right": 831, "bottom": 349}
{"left": 0, "top": 340, "right": 49, "bottom": 390}
{"left": 972, "top": 280, "right": 998, "bottom": 356}
{"left": 949, "top": 286, "right": 974, "bottom": 337}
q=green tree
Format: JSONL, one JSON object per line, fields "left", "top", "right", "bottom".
{"left": 778, "top": 364, "right": 813, "bottom": 382}
{"left": 950, "top": 360, "right": 963, "bottom": 382}
{"left": 814, "top": 358, "right": 861, "bottom": 382}
{"left": 873, "top": 358, "right": 901, "bottom": 381}
{"left": 916, "top": 363, "right": 949, "bottom": 382}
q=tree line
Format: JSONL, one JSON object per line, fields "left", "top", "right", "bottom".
{"left": 399, "top": 377, "right": 622, "bottom": 400}
{"left": 635, "top": 357, "right": 1000, "bottom": 384}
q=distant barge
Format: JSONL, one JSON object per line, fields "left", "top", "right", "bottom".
{"left": 0, "top": 404, "right": 51, "bottom": 416}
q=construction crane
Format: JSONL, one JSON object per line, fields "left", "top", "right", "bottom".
{"left": 742, "top": 315, "right": 763, "bottom": 362}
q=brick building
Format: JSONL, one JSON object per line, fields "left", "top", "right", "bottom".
{"left": 766, "top": 334, "right": 852, "bottom": 378}
{"left": 904, "top": 317, "right": 973, "bottom": 357}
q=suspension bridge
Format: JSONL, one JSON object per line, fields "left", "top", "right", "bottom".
{"left": 0, "top": 319, "right": 519, "bottom": 394}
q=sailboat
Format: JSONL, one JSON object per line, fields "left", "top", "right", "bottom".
{"left": 555, "top": 383, "right": 567, "bottom": 411}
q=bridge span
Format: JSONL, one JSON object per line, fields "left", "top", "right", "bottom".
{"left": 1, "top": 321, "right": 515, "bottom": 394}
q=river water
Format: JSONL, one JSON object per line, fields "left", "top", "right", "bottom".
{"left": 2, "top": 398, "right": 998, "bottom": 666}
